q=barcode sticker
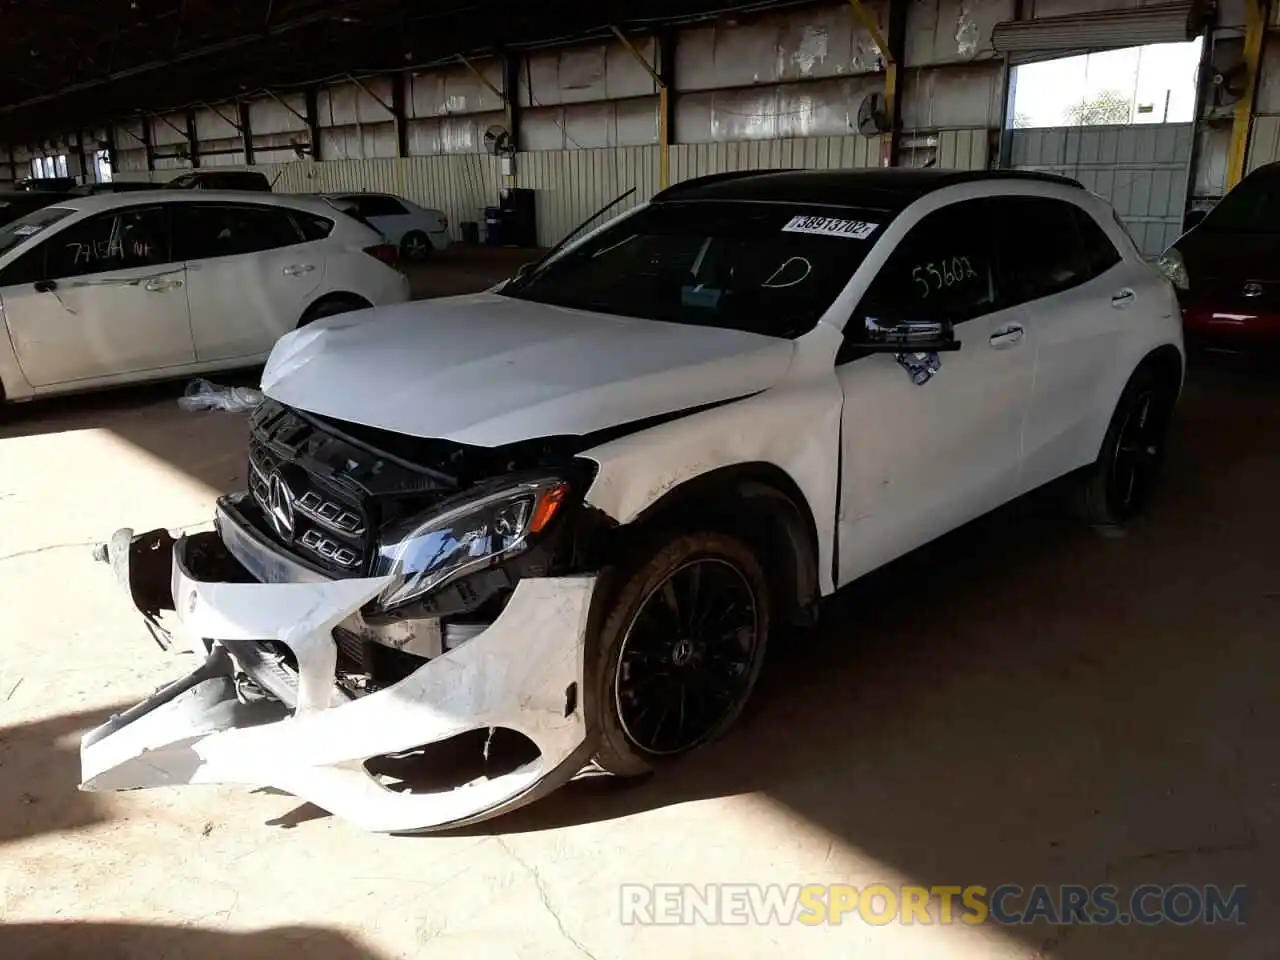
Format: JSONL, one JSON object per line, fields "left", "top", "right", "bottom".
{"left": 781, "top": 215, "right": 879, "bottom": 240}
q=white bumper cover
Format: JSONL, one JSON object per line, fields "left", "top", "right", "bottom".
{"left": 81, "top": 535, "right": 597, "bottom": 834}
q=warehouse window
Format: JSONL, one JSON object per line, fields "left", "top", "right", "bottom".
{"left": 1010, "top": 39, "right": 1202, "bottom": 129}
{"left": 28, "top": 155, "right": 70, "bottom": 180}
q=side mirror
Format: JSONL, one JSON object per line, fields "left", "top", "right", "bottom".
{"left": 34, "top": 279, "right": 56, "bottom": 293}
{"left": 513, "top": 262, "right": 534, "bottom": 281}
{"left": 855, "top": 316, "right": 961, "bottom": 353}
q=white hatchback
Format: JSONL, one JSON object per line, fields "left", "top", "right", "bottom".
{"left": 0, "top": 190, "right": 409, "bottom": 404}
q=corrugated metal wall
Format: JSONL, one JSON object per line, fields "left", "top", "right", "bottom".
{"left": 518, "top": 147, "right": 660, "bottom": 247}
{"left": 63, "top": 3, "right": 1029, "bottom": 248}
{"left": 1249, "top": 116, "right": 1280, "bottom": 172}
{"left": 671, "top": 134, "right": 883, "bottom": 177}
{"left": 114, "top": 135, "right": 887, "bottom": 247}
{"left": 1247, "top": 41, "right": 1280, "bottom": 172}
{"left": 1011, "top": 123, "right": 1194, "bottom": 257}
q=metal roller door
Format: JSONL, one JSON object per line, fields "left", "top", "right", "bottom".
{"left": 1010, "top": 123, "right": 1194, "bottom": 258}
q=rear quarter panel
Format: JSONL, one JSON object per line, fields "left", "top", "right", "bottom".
{"left": 1080, "top": 260, "right": 1184, "bottom": 465}
{"left": 318, "top": 219, "right": 411, "bottom": 309}
{"left": 1049, "top": 197, "right": 1183, "bottom": 482}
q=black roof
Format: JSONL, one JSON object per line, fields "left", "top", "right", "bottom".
{"left": 652, "top": 168, "right": 1084, "bottom": 211}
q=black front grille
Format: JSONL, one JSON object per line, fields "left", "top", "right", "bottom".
{"left": 248, "top": 433, "right": 370, "bottom": 575}
{"left": 245, "top": 400, "right": 460, "bottom": 577}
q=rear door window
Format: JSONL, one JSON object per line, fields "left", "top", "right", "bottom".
{"left": 992, "top": 196, "right": 1116, "bottom": 305}
{"left": 293, "top": 212, "right": 335, "bottom": 241}
{"left": 173, "top": 203, "right": 304, "bottom": 260}
{"left": 1070, "top": 206, "right": 1122, "bottom": 278}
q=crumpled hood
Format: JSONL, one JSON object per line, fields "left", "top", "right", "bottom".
{"left": 261, "top": 293, "right": 794, "bottom": 447}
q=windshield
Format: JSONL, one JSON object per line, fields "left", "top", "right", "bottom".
{"left": 1199, "top": 170, "right": 1280, "bottom": 234}
{"left": 501, "top": 200, "right": 889, "bottom": 339}
{"left": 0, "top": 206, "right": 74, "bottom": 257}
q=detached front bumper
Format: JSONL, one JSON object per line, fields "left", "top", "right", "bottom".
{"left": 81, "top": 528, "right": 598, "bottom": 834}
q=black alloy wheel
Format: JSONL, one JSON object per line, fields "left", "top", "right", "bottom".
{"left": 591, "top": 532, "right": 770, "bottom": 777}
{"left": 1072, "top": 364, "right": 1175, "bottom": 525}
{"left": 615, "top": 557, "right": 761, "bottom": 756}
{"left": 1109, "top": 387, "right": 1164, "bottom": 515}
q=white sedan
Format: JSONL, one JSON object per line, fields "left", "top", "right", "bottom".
{"left": 84, "top": 169, "right": 1184, "bottom": 833}
{"left": 322, "top": 192, "right": 450, "bottom": 262}
{"left": 0, "top": 191, "right": 410, "bottom": 404}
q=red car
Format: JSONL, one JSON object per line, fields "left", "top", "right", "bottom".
{"left": 1160, "top": 161, "right": 1280, "bottom": 352}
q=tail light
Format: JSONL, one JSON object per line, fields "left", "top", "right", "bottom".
{"left": 363, "top": 243, "right": 399, "bottom": 267}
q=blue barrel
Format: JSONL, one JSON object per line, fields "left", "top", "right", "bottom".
{"left": 484, "top": 206, "right": 502, "bottom": 246}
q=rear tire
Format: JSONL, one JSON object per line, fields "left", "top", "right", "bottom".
{"left": 297, "top": 294, "right": 371, "bottom": 328}
{"left": 590, "top": 532, "right": 770, "bottom": 778}
{"left": 1071, "top": 365, "right": 1176, "bottom": 525}
{"left": 400, "top": 231, "right": 432, "bottom": 263}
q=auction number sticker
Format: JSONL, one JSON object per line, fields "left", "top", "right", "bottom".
{"left": 782, "top": 215, "right": 879, "bottom": 240}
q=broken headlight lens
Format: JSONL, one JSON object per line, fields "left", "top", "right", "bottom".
{"left": 370, "top": 478, "right": 570, "bottom": 614}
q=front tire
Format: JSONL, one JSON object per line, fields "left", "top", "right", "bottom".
{"left": 1072, "top": 365, "right": 1176, "bottom": 525}
{"left": 590, "top": 532, "right": 770, "bottom": 778}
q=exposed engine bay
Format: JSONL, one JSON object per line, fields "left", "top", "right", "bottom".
{"left": 219, "top": 398, "right": 611, "bottom": 702}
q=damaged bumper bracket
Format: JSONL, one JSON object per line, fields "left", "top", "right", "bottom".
{"left": 81, "top": 531, "right": 598, "bottom": 833}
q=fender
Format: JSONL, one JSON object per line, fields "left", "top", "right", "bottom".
{"left": 0, "top": 301, "right": 34, "bottom": 402}
{"left": 580, "top": 375, "right": 844, "bottom": 597}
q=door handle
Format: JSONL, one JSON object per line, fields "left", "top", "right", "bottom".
{"left": 989, "top": 324, "right": 1024, "bottom": 349}
{"left": 283, "top": 264, "right": 315, "bottom": 277}
{"left": 143, "top": 278, "right": 182, "bottom": 292}
{"left": 1111, "top": 289, "right": 1136, "bottom": 308}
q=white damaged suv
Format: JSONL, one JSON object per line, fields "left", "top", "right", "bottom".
{"left": 83, "top": 169, "right": 1184, "bottom": 833}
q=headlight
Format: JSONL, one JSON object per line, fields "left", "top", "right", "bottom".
{"left": 1156, "top": 248, "right": 1189, "bottom": 291}
{"left": 371, "top": 478, "right": 571, "bottom": 613}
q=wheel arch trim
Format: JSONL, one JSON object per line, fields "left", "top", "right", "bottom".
{"left": 602, "top": 460, "right": 823, "bottom": 624}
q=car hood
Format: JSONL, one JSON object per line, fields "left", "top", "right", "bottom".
{"left": 260, "top": 293, "right": 795, "bottom": 447}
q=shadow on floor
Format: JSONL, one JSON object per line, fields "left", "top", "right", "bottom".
{"left": 0, "top": 376, "right": 258, "bottom": 500}
{"left": 431, "top": 364, "right": 1280, "bottom": 955}
{"left": 0, "top": 704, "right": 132, "bottom": 846}
{"left": 1, "top": 922, "right": 385, "bottom": 960}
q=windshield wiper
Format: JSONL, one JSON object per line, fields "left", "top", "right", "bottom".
{"left": 505, "top": 187, "right": 637, "bottom": 292}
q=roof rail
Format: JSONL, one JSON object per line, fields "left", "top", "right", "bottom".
{"left": 970, "top": 169, "right": 1084, "bottom": 189}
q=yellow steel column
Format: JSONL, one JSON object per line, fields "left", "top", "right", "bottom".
{"left": 659, "top": 86, "right": 670, "bottom": 189}
{"left": 1227, "top": 0, "right": 1270, "bottom": 188}
{"left": 849, "top": 0, "right": 897, "bottom": 165}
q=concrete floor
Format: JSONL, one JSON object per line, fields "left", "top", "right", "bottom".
{"left": 0, "top": 253, "right": 1277, "bottom": 958}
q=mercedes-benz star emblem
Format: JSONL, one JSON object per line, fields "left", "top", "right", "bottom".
{"left": 1243, "top": 281, "right": 1263, "bottom": 299}
{"left": 267, "top": 472, "right": 296, "bottom": 541}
